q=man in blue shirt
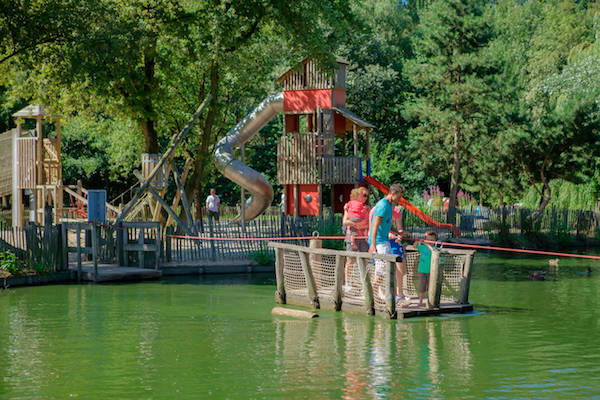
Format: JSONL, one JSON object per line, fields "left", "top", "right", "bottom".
{"left": 368, "top": 184, "right": 405, "bottom": 304}
{"left": 369, "top": 184, "right": 405, "bottom": 254}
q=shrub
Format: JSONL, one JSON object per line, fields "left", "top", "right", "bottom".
{"left": 250, "top": 245, "right": 275, "bottom": 265}
{"left": 0, "top": 251, "right": 25, "bottom": 275}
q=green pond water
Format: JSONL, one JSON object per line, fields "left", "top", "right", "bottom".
{"left": 1, "top": 253, "right": 599, "bottom": 399}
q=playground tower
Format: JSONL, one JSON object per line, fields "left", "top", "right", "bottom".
{"left": 276, "top": 57, "right": 374, "bottom": 217}
{"left": 0, "top": 105, "right": 63, "bottom": 227}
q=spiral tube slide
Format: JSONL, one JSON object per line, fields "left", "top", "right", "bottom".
{"left": 214, "top": 92, "right": 284, "bottom": 222}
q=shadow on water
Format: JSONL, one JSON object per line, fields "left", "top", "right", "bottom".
{"left": 160, "top": 272, "right": 275, "bottom": 286}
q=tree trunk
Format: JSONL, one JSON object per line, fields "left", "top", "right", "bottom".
{"left": 140, "top": 39, "right": 158, "bottom": 154}
{"left": 187, "top": 62, "right": 219, "bottom": 221}
{"left": 447, "top": 124, "right": 461, "bottom": 227}
{"left": 141, "top": 119, "right": 159, "bottom": 154}
{"left": 531, "top": 177, "right": 551, "bottom": 221}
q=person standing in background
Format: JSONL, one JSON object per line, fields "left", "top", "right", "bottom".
{"left": 206, "top": 188, "right": 221, "bottom": 223}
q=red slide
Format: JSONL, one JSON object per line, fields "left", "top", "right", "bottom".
{"left": 363, "top": 176, "right": 460, "bottom": 236}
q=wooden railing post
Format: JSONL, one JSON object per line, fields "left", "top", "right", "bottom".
{"left": 76, "top": 222, "right": 82, "bottom": 282}
{"left": 458, "top": 253, "right": 474, "bottom": 304}
{"left": 154, "top": 225, "right": 160, "bottom": 270}
{"left": 385, "top": 260, "right": 397, "bottom": 319}
{"left": 91, "top": 224, "right": 99, "bottom": 282}
{"left": 61, "top": 223, "right": 68, "bottom": 270}
{"left": 332, "top": 255, "right": 345, "bottom": 311}
{"left": 428, "top": 249, "right": 442, "bottom": 309}
{"left": 137, "top": 228, "right": 145, "bottom": 268}
{"left": 165, "top": 226, "right": 172, "bottom": 262}
{"left": 274, "top": 248, "right": 286, "bottom": 304}
{"left": 299, "top": 249, "right": 319, "bottom": 309}
{"left": 116, "top": 222, "right": 124, "bottom": 266}
{"left": 208, "top": 219, "right": 216, "bottom": 261}
{"left": 356, "top": 257, "right": 374, "bottom": 316}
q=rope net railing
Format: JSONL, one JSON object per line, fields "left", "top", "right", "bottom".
{"left": 439, "top": 252, "right": 467, "bottom": 303}
{"left": 270, "top": 241, "right": 476, "bottom": 317}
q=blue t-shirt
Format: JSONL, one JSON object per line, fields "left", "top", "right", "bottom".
{"left": 369, "top": 198, "right": 393, "bottom": 246}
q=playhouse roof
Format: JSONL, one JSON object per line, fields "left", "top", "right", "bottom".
{"left": 277, "top": 56, "right": 350, "bottom": 82}
{"left": 12, "top": 104, "right": 46, "bottom": 118}
{"left": 333, "top": 106, "right": 375, "bottom": 129}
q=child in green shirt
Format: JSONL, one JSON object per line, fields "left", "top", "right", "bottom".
{"left": 416, "top": 230, "right": 437, "bottom": 307}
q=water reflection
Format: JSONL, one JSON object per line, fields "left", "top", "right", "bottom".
{"left": 275, "top": 314, "right": 474, "bottom": 398}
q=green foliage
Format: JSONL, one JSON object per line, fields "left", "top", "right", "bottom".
{"left": 61, "top": 115, "right": 141, "bottom": 199}
{"left": 0, "top": 251, "right": 24, "bottom": 275}
{"left": 520, "top": 179, "right": 598, "bottom": 211}
{"left": 249, "top": 244, "right": 274, "bottom": 266}
{"left": 318, "top": 219, "right": 346, "bottom": 251}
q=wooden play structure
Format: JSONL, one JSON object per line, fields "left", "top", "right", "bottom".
{"left": 277, "top": 57, "right": 374, "bottom": 217}
{"left": 0, "top": 105, "right": 63, "bottom": 227}
{"left": 269, "top": 241, "right": 475, "bottom": 319}
{"left": 0, "top": 104, "right": 122, "bottom": 227}
{"left": 116, "top": 96, "right": 212, "bottom": 238}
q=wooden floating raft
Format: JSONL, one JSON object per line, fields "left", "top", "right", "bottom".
{"left": 268, "top": 241, "right": 475, "bottom": 319}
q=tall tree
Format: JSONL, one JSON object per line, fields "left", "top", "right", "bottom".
{"left": 404, "top": 0, "right": 495, "bottom": 225}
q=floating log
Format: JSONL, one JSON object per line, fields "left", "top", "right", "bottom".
{"left": 271, "top": 307, "right": 318, "bottom": 319}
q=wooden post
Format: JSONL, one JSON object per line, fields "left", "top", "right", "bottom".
{"left": 138, "top": 228, "right": 144, "bottom": 268}
{"left": 61, "top": 223, "right": 68, "bottom": 270}
{"left": 208, "top": 218, "right": 216, "bottom": 261}
{"left": 356, "top": 256, "right": 374, "bottom": 315}
{"left": 428, "top": 249, "right": 442, "bottom": 308}
{"left": 76, "top": 222, "right": 82, "bottom": 282}
{"left": 154, "top": 226, "right": 160, "bottom": 270}
{"left": 330, "top": 184, "right": 335, "bottom": 214}
{"left": 333, "top": 254, "right": 345, "bottom": 311}
{"left": 293, "top": 184, "right": 299, "bottom": 218}
{"left": 458, "top": 252, "right": 474, "bottom": 304}
{"left": 92, "top": 224, "right": 99, "bottom": 282}
{"left": 36, "top": 117, "right": 42, "bottom": 224}
{"left": 274, "top": 247, "right": 286, "bottom": 304}
{"left": 165, "top": 226, "right": 172, "bottom": 262}
{"left": 309, "top": 238, "right": 322, "bottom": 282}
{"left": 116, "top": 222, "right": 124, "bottom": 266}
{"left": 318, "top": 184, "right": 323, "bottom": 217}
{"left": 385, "top": 260, "right": 397, "bottom": 319}
{"left": 298, "top": 249, "right": 319, "bottom": 309}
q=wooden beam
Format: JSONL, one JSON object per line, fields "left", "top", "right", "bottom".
{"left": 274, "top": 247, "right": 286, "bottom": 304}
{"left": 171, "top": 163, "right": 195, "bottom": 233}
{"left": 117, "top": 95, "right": 212, "bottom": 223}
{"left": 166, "top": 158, "right": 193, "bottom": 228}
{"left": 132, "top": 169, "right": 195, "bottom": 238}
{"left": 356, "top": 257, "right": 374, "bottom": 315}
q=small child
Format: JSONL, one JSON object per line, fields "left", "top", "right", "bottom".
{"left": 416, "top": 230, "right": 438, "bottom": 307}
{"left": 345, "top": 199, "right": 369, "bottom": 250}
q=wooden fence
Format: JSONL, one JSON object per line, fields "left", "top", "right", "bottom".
{"left": 400, "top": 205, "right": 600, "bottom": 240}
{"left": 0, "top": 221, "right": 64, "bottom": 273}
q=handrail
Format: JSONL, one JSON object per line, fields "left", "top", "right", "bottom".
{"left": 267, "top": 241, "right": 401, "bottom": 263}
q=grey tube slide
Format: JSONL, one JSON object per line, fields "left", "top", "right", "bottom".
{"left": 214, "top": 92, "right": 283, "bottom": 222}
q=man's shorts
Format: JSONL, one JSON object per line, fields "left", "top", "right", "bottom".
{"left": 389, "top": 239, "right": 404, "bottom": 261}
{"left": 208, "top": 210, "right": 220, "bottom": 221}
{"left": 374, "top": 241, "right": 392, "bottom": 276}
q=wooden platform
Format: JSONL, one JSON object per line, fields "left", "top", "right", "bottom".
{"left": 387, "top": 300, "right": 473, "bottom": 319}
{"left": 70, "top": 263, "right": 161, "bottom": 283}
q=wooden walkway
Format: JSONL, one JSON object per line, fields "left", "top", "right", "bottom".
{"left": 69, "top": 262, "right": 161, "bottom": 282}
